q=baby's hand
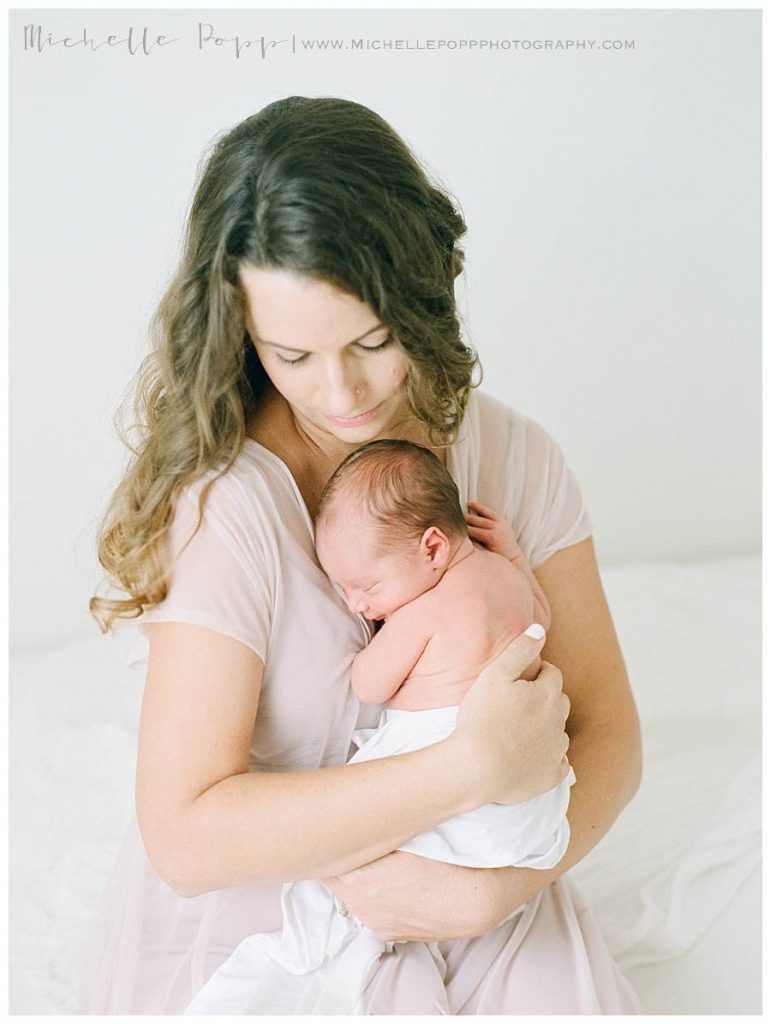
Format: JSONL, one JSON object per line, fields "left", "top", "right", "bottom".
{"left": 464, "top": 501, "right": 523, "bottom": 561}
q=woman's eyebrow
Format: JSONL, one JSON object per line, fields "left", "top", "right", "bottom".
{"left": 254, "top": 323, "right": 386, "bottom": 352}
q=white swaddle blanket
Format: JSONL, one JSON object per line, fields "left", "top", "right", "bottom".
{"left": 186, "top": 706, "right": 575, "bottom": 1015}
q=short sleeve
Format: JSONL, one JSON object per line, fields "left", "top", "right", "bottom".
{"left": 128, "top": 482, "right": 275, "bottom": 671}
{"left": 513, "top": 416, "right": 593, "bottom": 569}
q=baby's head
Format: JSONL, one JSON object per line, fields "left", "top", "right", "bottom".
{"left": 315, "top": 440, "right": 468, "bottom": 621}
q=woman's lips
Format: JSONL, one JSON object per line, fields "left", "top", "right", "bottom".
{"left": 325, "top": 402, "right": 382, "bottom": 428}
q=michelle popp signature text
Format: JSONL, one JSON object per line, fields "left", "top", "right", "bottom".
{"left": 21, "top": 23, "right": 294, "bottom": 58}
{"left": 22, "top": 23, "right": 296, "bottom": 59}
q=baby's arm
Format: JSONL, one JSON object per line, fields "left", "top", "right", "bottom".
{"left": 465, "top": 501, "right": 551, "bottom": 629}
{"left": 351, "top": 608, "right": 430, "bottom": 704}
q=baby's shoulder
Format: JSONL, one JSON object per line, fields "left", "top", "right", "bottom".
{"left": 422, "top": 560, "right": 469, "bottom": 613}
{"left": 447, "top": 548, "right": 522, "bottom": 604}
{"left": 386, "top": 585, "right": 442, "bottom": 634}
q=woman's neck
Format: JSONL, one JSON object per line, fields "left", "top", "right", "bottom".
{"left": 247, "top": 384, "right": 448, "bottom": 476}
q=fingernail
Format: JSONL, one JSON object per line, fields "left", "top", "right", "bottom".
{"left": 524, "top": 623, "right": 546, "bottom": 639}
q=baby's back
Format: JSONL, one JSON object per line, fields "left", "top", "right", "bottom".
{"left": 388, "top": 547, "right": 536, "bottom": 711}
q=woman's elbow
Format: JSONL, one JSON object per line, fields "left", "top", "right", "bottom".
{"left": 158, "top": 846, "right": 211, "bottom": 899}
{"left": 591, "top": 704, "right": 643, "bottom": 808}
{"left": 150, "top": 845, "right": 216, "bottom": 899}
{"left": 137, "top": 811, "right": 207, "bottom": 898}
{"left": 167, "top": 875, "right": 208, "bottom": 899}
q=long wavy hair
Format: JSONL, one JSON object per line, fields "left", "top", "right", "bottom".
{"left": 90, "top": 95, "right": 479, "bottom": 632}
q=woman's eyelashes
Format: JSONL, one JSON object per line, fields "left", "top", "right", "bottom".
{"left": 357, "top": 335, "right": 395, "bottom": 354}
{"left": 274, "top": 335, "right": 395, "bottom": 367}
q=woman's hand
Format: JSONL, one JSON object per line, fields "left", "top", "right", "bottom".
{"left": 322, "top": 851, "right": 498, "bottom": 942}
{"left": 450, "top": 627, "right": 571, "bottom": 807}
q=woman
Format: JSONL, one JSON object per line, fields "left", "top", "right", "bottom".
{"left": 82, "top": 95, "right": 642, "bottom": 1014}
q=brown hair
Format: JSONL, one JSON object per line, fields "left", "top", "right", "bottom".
{"left": 316, "top": 439, "right": 468, "bottom": 552}
{"left": 90, "top": 96, "right": 479, "bottom": 632}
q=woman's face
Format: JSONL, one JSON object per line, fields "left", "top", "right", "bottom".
{"left": 239, "top": 266, "right": 412, "bottom": 446}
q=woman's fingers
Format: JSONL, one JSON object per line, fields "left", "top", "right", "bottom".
{"left": 537, "top": 661, "right": 570, "bottom": 720}
{"left": 320, "top": 874, "right": 344, "bottom": 898}
{"left": 480, "top": 624, "right": 547, "bottom": 685}
{"left": 454, "top": 636, "right": 574, "bottom": 805}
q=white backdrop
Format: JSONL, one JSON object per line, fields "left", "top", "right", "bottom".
{"left": 9, "top": 8, "right": 760, "bottom": 650}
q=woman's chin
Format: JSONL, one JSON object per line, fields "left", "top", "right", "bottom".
{"left": 325, "top": 420, "right": 386, "bottom": 446}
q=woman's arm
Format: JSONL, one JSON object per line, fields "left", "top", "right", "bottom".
{"left": 485, "top": 535, "right": 642, "bottom": 917}
{"left": 135, "top": 622, "right": 561, "bottom": 897}
{"left": 324, "top": 536, "right": 641, "bottom": 940}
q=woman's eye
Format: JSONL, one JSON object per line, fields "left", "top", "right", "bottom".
{"left": 275, "top": 335, "right": 393, "bottom": 366}
{"left": 275, "top": 352, "right": 309, "bottom": 367}
{"left": 358, "top": 335, "right": 394, "bottom": 353}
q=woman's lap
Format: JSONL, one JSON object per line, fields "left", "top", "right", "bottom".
{"left": 81, "top": 823, "right": 640, "bottom": 1014}
{"left": 359, "top": 876, "right": 642, "bottom": 1015}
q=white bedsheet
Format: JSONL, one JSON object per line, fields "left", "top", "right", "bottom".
{"left": 9, "top": 554, "right": 761, "bottom": 1014}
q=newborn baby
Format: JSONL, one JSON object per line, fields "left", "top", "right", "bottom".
{"left": 186, "top": 441, "right": 574, "bottom": 1016}
{"left": 313, "top": 440, "right": 563, "bottom": 870}
{"left": 318, "top": 439, "right": 551, "bottom": 711}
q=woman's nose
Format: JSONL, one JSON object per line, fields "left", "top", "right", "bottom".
{"left": 322, "top": 359, "right": 364, "bottom": 414}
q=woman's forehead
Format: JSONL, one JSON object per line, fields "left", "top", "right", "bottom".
{"left": 239, "top": 265, "right": 382, "bottom": 351}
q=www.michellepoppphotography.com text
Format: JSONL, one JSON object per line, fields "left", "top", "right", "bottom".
{"left": 21, "top": 22, "right": 636, "bottom": 59}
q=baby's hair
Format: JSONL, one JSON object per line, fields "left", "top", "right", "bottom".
{"left": 316, "top": 439, "right": 468, "bottom": 552}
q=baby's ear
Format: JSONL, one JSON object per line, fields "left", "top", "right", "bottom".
{"left": 419, "top": 526, "right": 451, "bottom": 568}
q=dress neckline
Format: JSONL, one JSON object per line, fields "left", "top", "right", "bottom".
{"left": 242, "top": 436, "right": 377, "bottom": 643}
{"left": 242, "top": 436, "right": 317, "bottom": 541}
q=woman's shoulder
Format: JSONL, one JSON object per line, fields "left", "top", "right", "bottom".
{"left": 470, "top": 389, "right": 561, "bottom": 461}
{"left": 167, "top": 441, "right": 307, "bottom": 562}
{"left": 177, "top": 441, "right": 294, "bottom": 517}
{"left": 132, "top": 444, "right": 286, "bottom": 669}
{"left": 465, "top": 390, "right": 592, "bottom": 566}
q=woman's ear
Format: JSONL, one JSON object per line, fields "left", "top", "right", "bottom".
{"left": 418, "top": 526, "right": 451, "bottom": 570}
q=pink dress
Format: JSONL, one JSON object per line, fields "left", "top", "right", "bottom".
{"left": 78, "top": 390, "right": 642, "bottom": 1014}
